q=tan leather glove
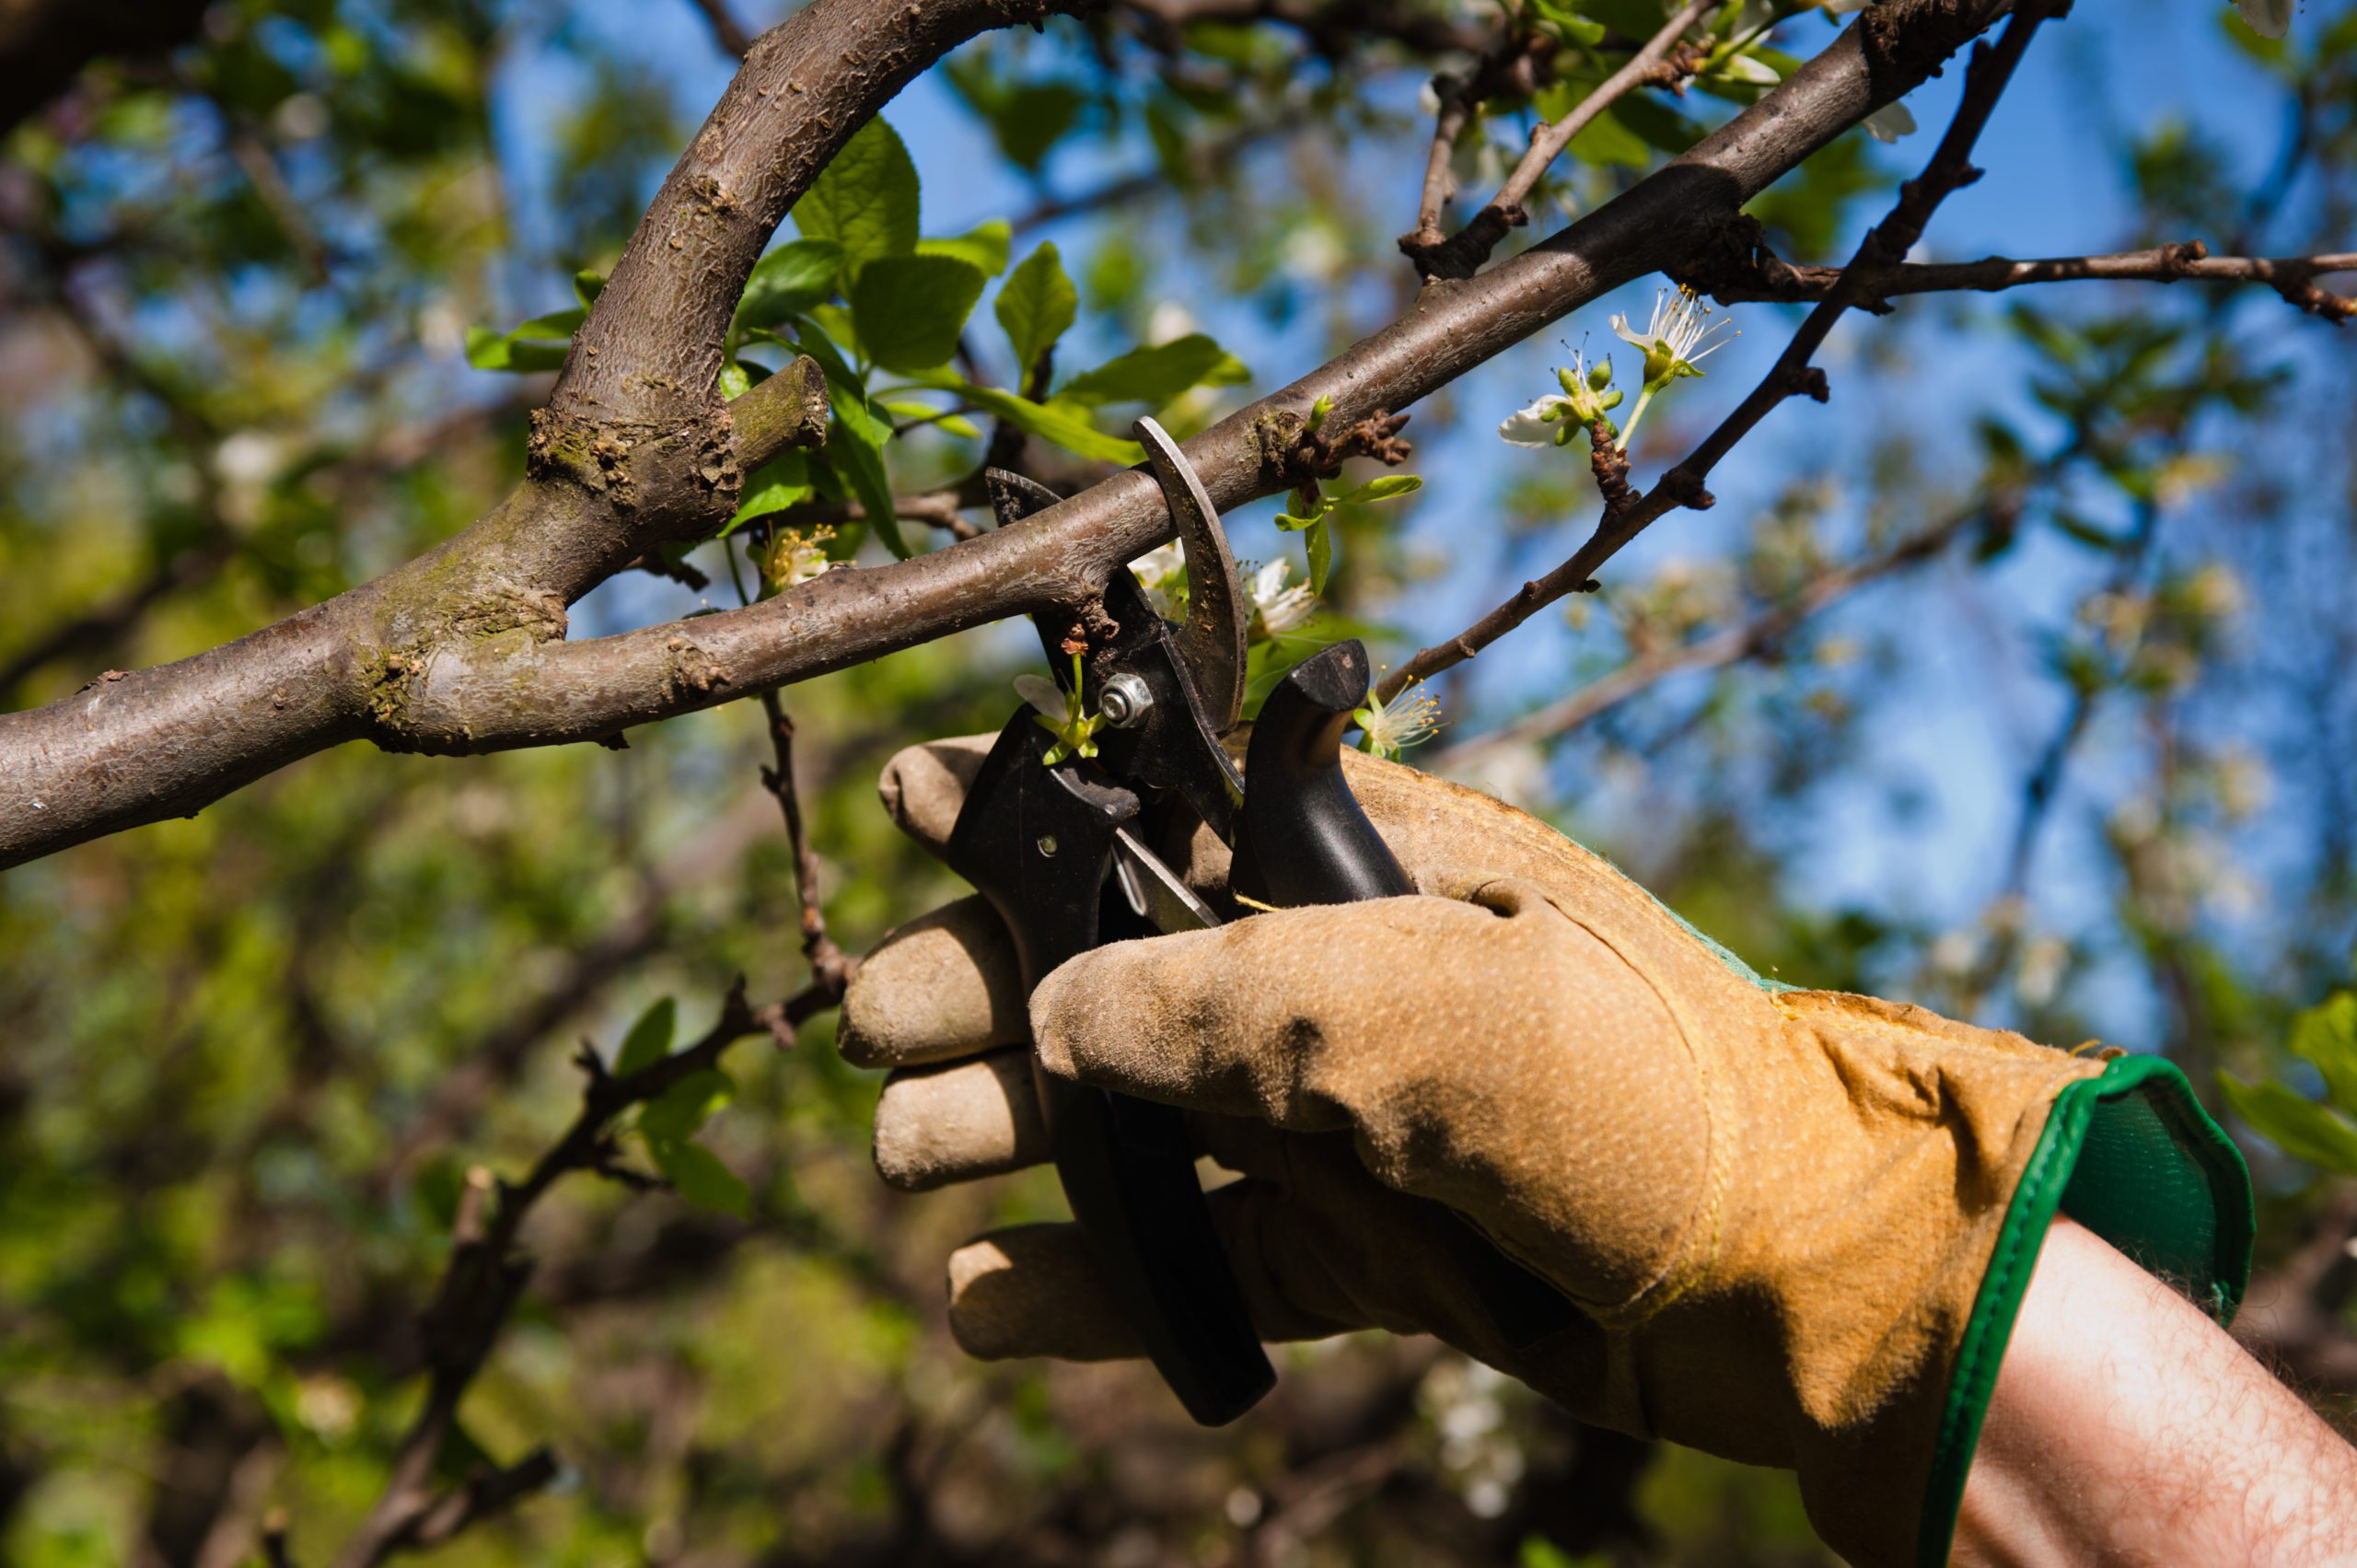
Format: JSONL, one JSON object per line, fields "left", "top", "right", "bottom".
{"left": 840, "top": 738, "right": 2250, "bottom": 1568}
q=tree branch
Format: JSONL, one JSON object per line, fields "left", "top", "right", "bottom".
{"left": 329, "top": 981, "right": 784, "bottom": 1568}
{"left": 1682, "top": 238, "right": 2357, "bottom": 319}
{"left": 1378, "top": 0, "right": 2064, "bottom": 703}
{"left": 683, "top": 0, "right": 755, "bottom": 59}
{"left": 0, "top": 0, "right": 2024, "bottom": 870}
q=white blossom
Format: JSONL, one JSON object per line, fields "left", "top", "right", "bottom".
{"left": 1354, "top": 682, "right": 1442, "bottom": 759}
{"left": 1248, "top": 558, "right": 1317, "bottom": 636}
{"left": 1864, "top": 101, "right": 1918, "bottom": 143}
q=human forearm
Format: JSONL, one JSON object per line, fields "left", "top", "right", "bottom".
{"left": 1957, "top": 1215, "right": 2357, "bottom": 1565}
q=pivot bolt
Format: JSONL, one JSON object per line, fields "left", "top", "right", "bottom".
{"left": 1097, "top": 672, "right": 1155, "bottom": 728}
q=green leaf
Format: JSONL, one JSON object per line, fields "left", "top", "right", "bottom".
{"left": 917, "top": 218, "right": 1011, "bottom": 276}
{"left": 915, "top": 369, "right": 1143, "bottom": 464}
{"left": 1305, "top": 516, "right": 1335, "bottom": 594}
{"left": 993, "top": 83, "right": 1089, "bottom": 170}
{"left": 850, "top": 253, "right": 987, "bottom": 373}
{"left": 2291, "top": 993, "right": 2357, "bottom": 1113}
{"left": 463, "top": 308, "right": 583, "bottom": 372}
{"left": 615, "top": 996, "right": 676, "bottom": 1076}
{"left": 642, "top": 1067, "right": 736, "bottom": 1142}
{"left": 1610, "top": 93, "right": 1708, "bottom": 157}
{"left": 793, "top": 326, "right": 909, "bottom": 558}
{"left": 1057, "top": 333, "right": 1247, "bottom": 409}
{"left": 737, "top": 238, "right": 844, "bottom": 331}
{"left": 996, "top": 242, "right": 1078, "bottom": 378}
{"left": 718, "top": 360, "right": 751, "bottom": 401}
{"left": 573, "top": 269, "right": 606, "bottom": 307}
{"left": 793, "top": 117, "right": 920, "bottom": 277}
{"left": 880, "top": 399, "right": 981, "bottom": 439}
{"left": 2219, "top": 1074, "right": 2357, "bottom": 1175}
{"left": 724, "top": 450, "right": 815, "bottom": 534}
{"left": 1566, "top": 105, "right": 1655, "bottom": 171}
{"left": 648, "top": 1136, "right": 751, "bottom": 1217}
{"left": 1328, "top": 474, "right": 1422, "bottom": 506}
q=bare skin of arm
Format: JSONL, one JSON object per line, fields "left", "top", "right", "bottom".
{"left": 1956, "top": 1216, "right": 2357, "bottom": 1566}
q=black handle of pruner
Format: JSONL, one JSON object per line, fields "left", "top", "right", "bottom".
{"left": 945, "top": 716, "right": 1274, "bottom": 1426}
{"left": 1234, "top": 641, "right": 1582, "bottom": 1351}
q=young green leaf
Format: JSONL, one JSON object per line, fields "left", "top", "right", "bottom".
{"left": 1328, "top": 474, "right": 1423, "bottom": 506}
{"left": 2291, "top": 992, "right": 2357, "bottom": 1112}
{"left": 850, "top": 253, "right": 987, "bottom": 373}
{"left": 2219, "top": 1073, "right": 2357, "bottom": 1175}
{"left": 1056, "top": 333, "right": 1248, "bottom": 409}
{"left": 910, "top": 368, "right": 1144, "bottom": 465}
{"left": 647, "top": 1136, "right": 751, "bottom": 1217}
{"left": 615, "top": 996, "right": 677, "bottom": 1076}
{"left": 996, "top": 242, "right": 1077, "bottom": 379}
{"left": 793, "top": 117, "right": 920, "bottom": 278}
{"left": 717, "top": 360, "right": 751, "bottom": 401}
{"left": 737, "top": 238, "right": 844, "bottom": 331}
{"left": 1306, "top": 516, "right": 1335, "bottom": 595}
{"left": 793, "top": 326, "right": 910, "bottom": 558}
{"left": 573, "top": 269, "right": 607, "bottom": 307}
{"left": 641, "top": 1067, "right": 736, "bottom": 1143}
{"left": 723, "top": 451, "right": 816, "bottom": 534}
{"left": 463, "top": 308, "right": 583, "bottom": 373}
{"left": 917, "top": 218, "right": 1011, "bottom": 277}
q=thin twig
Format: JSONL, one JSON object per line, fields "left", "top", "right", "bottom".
{"left": 1377, "top": 0, "right": 2065, "bottom": 703}
{"left": 1686, "top": 240, "right": 2357, "bottom": 320}
{"left": 685, "top": 0, "right": 755, "bottom": 57}
{"left": 331, "top": 982, "right": 785, "bottom": 1568}
{"left": 1405, "top": 0, "right": 1718, "bottom": 280}
{"left": 758, "top": 691, "right": 857, "bottom": 1005}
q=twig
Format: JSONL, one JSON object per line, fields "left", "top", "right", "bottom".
{"left": 684, "top": 0, "right": 755, "bottom": 58}
{"left": 1434, "top": 495, "right": 1986, "bottom": 769}
{"left": 1377, "top": 0, "right": 2063, "bottom": 703}
{"left": 331, "top": 982, "right": 784, "bottom": 1568}
{"left": 1405, "top": 0, "right": 1717, "bottom": 281}
{"left": 1398, "top": 22, "right": 1559, "bottom": 272}
{"left": 758, "top": 691, "right": 857, "bottom": 1005}
{"left": 1685, "top": 240, "right": 2357, "bottom": 321}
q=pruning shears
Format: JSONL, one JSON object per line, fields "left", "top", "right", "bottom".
{"left": 946, "top": 419, "right": 1573, "bottom": 1425}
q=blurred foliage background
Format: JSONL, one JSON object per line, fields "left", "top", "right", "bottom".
{"left": 2, "top": 0, "right": 2354, "bottom": 1564}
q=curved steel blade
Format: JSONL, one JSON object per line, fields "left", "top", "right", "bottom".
{"left": 1133, "top": 417, "right": 1247, "bottom": 733}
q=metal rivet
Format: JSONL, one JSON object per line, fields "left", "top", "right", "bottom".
{"left": 1098, "top": 672, "right": 1154, "bottom": 728}
{"left": 1036, "top": 834, "right": 1059, "bottom": 857}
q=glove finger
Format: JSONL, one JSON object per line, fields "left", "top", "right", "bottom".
{"left": 872, "top": 1047, "right": 1048, "bottom": 1192}
{"left": 876, "top": 734, "right": 994, "bottom": 856}
{"left": 949, "top": 1134, "right": 1609, "bottom": 1383}
{"left": 838, "top": 894, "right": 1027, "bottom": 1068}
{"left": 946, "top": 1169, "right": 1380, "bottom": 1362}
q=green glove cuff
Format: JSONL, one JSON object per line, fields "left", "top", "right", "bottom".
{"left": 1915, "top": 1053, "right": 2254, "bottom": 1568}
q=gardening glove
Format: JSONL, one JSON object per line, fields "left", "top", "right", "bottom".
{"left": 838, "top": 736, "right": 2251, "bottom": 1568}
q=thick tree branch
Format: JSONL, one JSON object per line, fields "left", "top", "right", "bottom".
{"left": 1683, "top": 238, "right": 2357, "bottom": 319}
{"left": 1379, "top": 0, "right": 2063, "bottom": 703}
{"left": 0, "top": 0, "right": 2020, "bottom": 869}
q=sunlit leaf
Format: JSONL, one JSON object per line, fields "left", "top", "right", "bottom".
{"left": 850, "top": 253, "right": 986, "bottom": 373}
{"left": 997, "top": 242, "right": 1078, "bottom": 377}
{"left": 794, "top": 116, "right": 920, "bottom": 277}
